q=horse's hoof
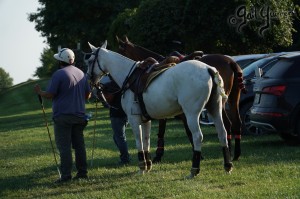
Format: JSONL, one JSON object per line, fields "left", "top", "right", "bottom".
{"left": 226, "top": 170, "right": 232, "bottom": 175}
{"left": 185, "top": 171, "right": 199, "bottom": 179}
{"left": 224, "top": 162, "right": 233, "bottom": 173}
{"left": 184, "top": 174, "right": 195, "bottom": 180}
{"left": 232, "top": 156, "right": 239, "bottom": 161}
{"left": 152, "top": 157, "right": 161, "bottom": 164}
{"left": 185, "top": 167, "right": 200, "bottom": 179}
{"left": 137, "top": 170, "right": 146, "bottom": 175}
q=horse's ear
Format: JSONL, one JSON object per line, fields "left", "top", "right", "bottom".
{"left": 116, "top": 35, "right": 121, "bottom": 43}
{"left": 101, "top": 40, "right": 107, "bottom": 49}
{"left": 124, "top": 35, "right": 129, "bottom": 43}
{"left": 88, "top": 42, "right": 97, "bottom": 52}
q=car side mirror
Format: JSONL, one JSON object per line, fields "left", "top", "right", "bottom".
{"left": 255, "top": 67, "right": 262, "bottom": 78}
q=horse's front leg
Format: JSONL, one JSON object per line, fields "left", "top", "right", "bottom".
{"left": 132, "top": 120, "right": 152, "bottom": 175}
{"left": 128, "top": 117, "right": 147, "bottom": 174}
{"left": 141, "top": 121, "right": 152, "bottom": 172}
{"left": 153, "top": 119, "right": 167, "bottom": 163}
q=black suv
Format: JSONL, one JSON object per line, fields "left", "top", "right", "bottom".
{"left": 234, "top": 53, "right": 286, "bottom": 135}
{"left": 250, "top": 53, "right": 300, "bottom": 144}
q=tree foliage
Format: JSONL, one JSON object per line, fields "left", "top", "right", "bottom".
{"left": 30, "top": 0, "right": 299, "bottom": 78}
{"left": 122, "top": 0, "right": 296, "bottom": 55}
{"left": 34, "top": 47, "right": 57, "bottom": 78}
{"left": 29, "top": 0, "right": 141, "bottom": 52}
{"left": 0, "top": 67, "right": 13, "bottom": 92}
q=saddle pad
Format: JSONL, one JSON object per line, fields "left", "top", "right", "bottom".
{"left": 145, "top": 63, "right": 176, "bottom": 90}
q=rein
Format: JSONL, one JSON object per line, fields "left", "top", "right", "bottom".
{"left": 119, "top": 62, "right": 138, "bottom": 95}
{"left": 89, "top": 48, "right": 139, "bottom": 108}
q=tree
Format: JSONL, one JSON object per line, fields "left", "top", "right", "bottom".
{"left": 29, "top": 0, "right": 141, "bottom": 52}
{"left": 115, "top": 0, "right": 296, "bottom": 55}
{"left": 34, "top": 47, "right": 57, "bottom": 78}
{"left": 0, "top": 67, "right": 13, "bottom": 92}
{"left": 29, "top": 0, "right": 141, "bottom": 76}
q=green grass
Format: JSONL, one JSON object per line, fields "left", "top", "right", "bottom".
{"left": 0, "top": 80, "right": 299, "bottom": 198}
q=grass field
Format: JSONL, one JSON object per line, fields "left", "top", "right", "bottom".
{"left": 0, "top": 80, "right": 299, "bottom": 199}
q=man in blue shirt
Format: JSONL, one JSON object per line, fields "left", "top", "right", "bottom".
{"left": 34, "top": 48, "right": 91, "bottom": 183}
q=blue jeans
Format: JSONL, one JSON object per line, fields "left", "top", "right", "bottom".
{"left": 110, "top": 117, "right": 130, "bottom": 163}
{"left": 53, "top": 115, "right": 88, "bottom": 179}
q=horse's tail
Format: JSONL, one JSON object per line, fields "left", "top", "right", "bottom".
{"left": 229, "top": 61, "right": 247, "bottom": 94}
{"left": 207, "top": 67, "right": 228, "bottom": 101}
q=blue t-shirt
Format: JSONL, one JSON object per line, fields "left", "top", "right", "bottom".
{"left": 46, "top": 65, "right": 91, "bottom": 118}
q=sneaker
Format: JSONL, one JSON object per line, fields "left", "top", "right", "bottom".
{"left": 54, "top": 177, "right": 71, "bottom": 184}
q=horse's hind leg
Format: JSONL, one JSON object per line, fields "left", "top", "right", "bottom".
{"left": 180, "top": 114, "right": 205, "bottom": 160}
{"left": 153, "top": 119, "right": 167, "bottom": 163}
{"left": 227, "top": 92, "right": 242, "bottom": 161}
{"left": 207, "top": 104, "right": 233, "bottom": 173}
{"left": 184, "top": 114, "right": 203, "bottom": 179}
{"left": 222, "top": 108, "right": 233, "bottom": 157}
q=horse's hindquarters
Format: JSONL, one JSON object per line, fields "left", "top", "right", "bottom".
{"left": 143, "top": 61, "right": 213, "bottom": 119}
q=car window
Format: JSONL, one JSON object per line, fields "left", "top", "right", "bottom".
{"left": 243, "top": 57, "right": 274, "bottom": 77}
{"left": 261, "top": 59, "right": 278, "bottom": 74}
{"left": 236, "top": 60, "right": 254, "bottom": 68}
{"left": 264, "top": 59, "right": 300, "bottom": 78}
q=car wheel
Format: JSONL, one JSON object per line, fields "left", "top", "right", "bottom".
{"left": 279, "top": 115, "right": 300, "bottom": 145}
{"left": 240, "top": 101, "right": 258, "bottom": 135}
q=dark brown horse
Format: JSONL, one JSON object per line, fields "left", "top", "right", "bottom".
{"left": 116, "top": 36, "right": 246, "bottom": 162}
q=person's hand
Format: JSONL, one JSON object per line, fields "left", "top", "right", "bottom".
{"left": 34, "top": 84, "right": 41, "bottom": 95}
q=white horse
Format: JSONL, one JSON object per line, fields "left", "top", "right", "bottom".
{"left": 86, "top": 41, "right": 233, "bottom": 178}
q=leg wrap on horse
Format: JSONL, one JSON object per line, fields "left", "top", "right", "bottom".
{"left": 233, "top": 137, "right": 241, "bottom": 161}
{"left": 222, "top": 146, "right": 233, "bottom": 172}
{"left": 153, "top": 138, "right": 164, "bottom": 163}
{"left": 144, "top": 151, "right": 152, "bottom": 171}
{"left": 227, "top": 134, "right": 232, "bottom": 156}
{"left": 138, "top": 151, "right": 146, "bottom": 171}
{"left": 138, "top": 151, "right": 152, "bottom": 171}
{"left": 156, "top": 138, "right": 164, "bottom": 156}
{"left": 190, "top": 151, "right": 201, "bottom": 177}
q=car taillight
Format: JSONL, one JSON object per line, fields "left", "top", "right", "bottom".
{"left": 262, "top": 85, "right": 286, "bottom": 96}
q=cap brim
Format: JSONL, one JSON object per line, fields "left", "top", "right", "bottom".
{"left": 54, "top": 54, "right": 63, "bottom": 61}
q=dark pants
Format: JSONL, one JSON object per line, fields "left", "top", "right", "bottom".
{"left": 53, "top": 115, "right": 88, "bottom": 179}
{"left": 110, "top": 116, "right": 130, "bottom": 163}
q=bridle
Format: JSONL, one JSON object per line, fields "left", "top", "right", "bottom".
{"left": 87, "top": 47, "right": 138, "bottom": 105}
{"left": 87, "top": 48, "right": 107, "bottom": 88}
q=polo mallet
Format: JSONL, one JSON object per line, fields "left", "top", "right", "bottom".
{"left": 90, "top": 100, "right": 98, "bottom": 167}
{"left": 38, "top": 95, "right": 61, "bottom": 178}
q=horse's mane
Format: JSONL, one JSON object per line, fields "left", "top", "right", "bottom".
{"left": 133, "top": 44, "right": 165, "bottom": 61}
{"left": 107, "top": 49, "right": 136, "bottom": 63}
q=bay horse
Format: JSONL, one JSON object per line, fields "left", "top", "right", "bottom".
{"left": 86, "top": 41, "right": 233, "bottom": 178}
{"left": 116, "top": 36, "right": 246, "bottom": 162}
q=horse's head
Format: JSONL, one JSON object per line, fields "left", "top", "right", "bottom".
{"left": 86, "top": 41, "right": 108, "bottom": 87}
{"left": 116, "top": 35, "right": 139, "bottom": 60}
{"left": 116, "top": 35, "right": 165, "bottom": 61}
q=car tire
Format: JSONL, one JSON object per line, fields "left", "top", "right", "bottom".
{"left": 240, "top": 101, "right": 258, "bottom": 135}
{"left": 279, "top": 115, "right": 300, "bottom": 145}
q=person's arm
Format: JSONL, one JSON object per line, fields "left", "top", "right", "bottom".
{"left": 34, "top": 84, "right": 54, "bottom": 100}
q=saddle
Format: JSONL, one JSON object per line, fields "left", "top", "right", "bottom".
{"left": 127, "top": 56, "right": 180, "bottom": 121}
{"left": 130, "top": 56, "right": 179, "bottom": 93}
